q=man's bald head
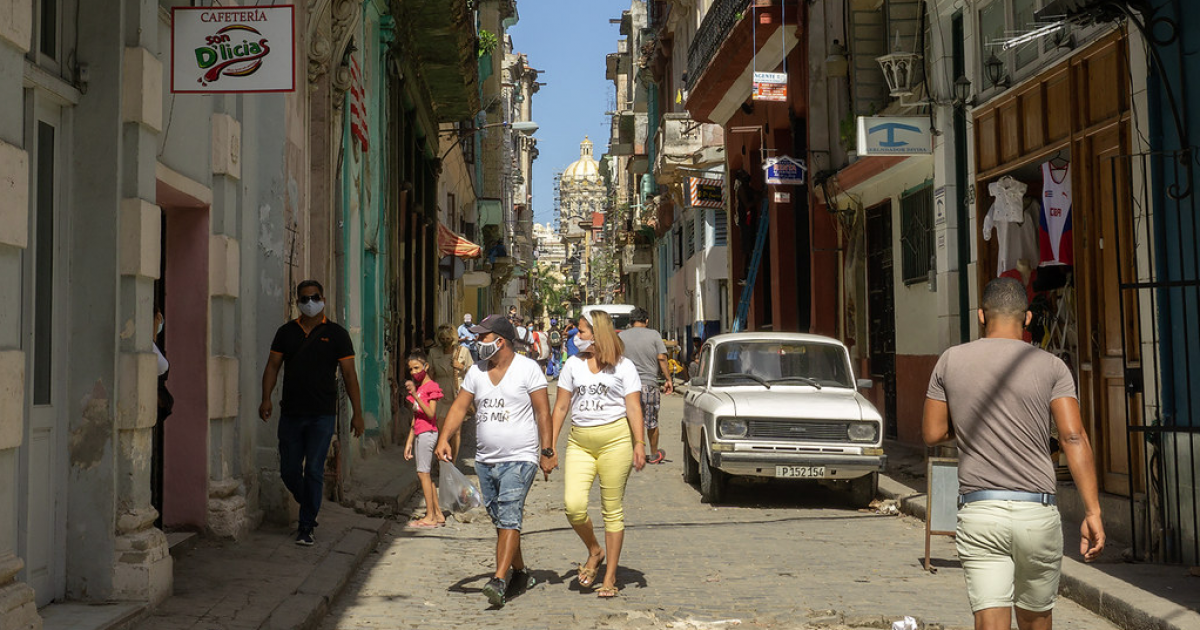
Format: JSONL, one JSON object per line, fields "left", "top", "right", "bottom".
{"left": 981, "top": 277, "right": 1029, "bottom": 322}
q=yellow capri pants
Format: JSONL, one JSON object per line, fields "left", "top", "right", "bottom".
{"left": 564, "top": 419, "right": 634, "bottom": 532}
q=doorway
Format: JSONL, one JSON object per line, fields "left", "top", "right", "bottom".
{"left": 19, "top": 105, "right": 67, "bottom": 607}
{"left": 866, "top": 201, "right": 898, "bottom": 439}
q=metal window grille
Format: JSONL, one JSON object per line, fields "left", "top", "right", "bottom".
{"left": 685, "top": 216, "right": 696, "bottom": 259}
{"left": 713, "top": 209, "right": 728, "bottom": 246}
{"left": 900, "top": 183, "right": 933, "bottom": 285}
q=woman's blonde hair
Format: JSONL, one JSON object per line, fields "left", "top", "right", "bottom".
{"left": 581, "top": 310, "right": 624, "bottom": 369}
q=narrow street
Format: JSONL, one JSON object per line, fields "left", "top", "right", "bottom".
{"left": 318, "top": 391, "right": 1118, "bottom": 630}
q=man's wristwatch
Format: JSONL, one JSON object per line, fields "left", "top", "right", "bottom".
{"left": 541, "top": 447, "right": 555, "bottom": 458}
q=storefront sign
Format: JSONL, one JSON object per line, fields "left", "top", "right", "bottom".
{"left": 763, "top": 155, "right": 807, "bottom": 185}
{"left": 773, "top": 192, "right": 790, "bottom": 203}
{"left": 934, "top": 186, "right": 947, "bottom": 225}
{"left": 689, "top": 177, "right": 725, "bottom": 208}
{"left": 856, "top": 116, "right": 933, "bottom": 155}
{"left": 752, "top": 71, "right": 788, "bottom": 102}
{"left": 171, "top": 6, "right": 295, "bottom": 93}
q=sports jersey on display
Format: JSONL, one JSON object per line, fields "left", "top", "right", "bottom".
{"left": 1038, "top": 162, "right": 1073, "bottom": 266}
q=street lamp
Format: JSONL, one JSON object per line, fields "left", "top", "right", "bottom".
{"left": 439, "top": 120, "right": 539, "bottom": 160}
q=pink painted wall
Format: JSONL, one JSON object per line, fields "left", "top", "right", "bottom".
{"left": 163, "top": 206, "right": 210, "bottom": 529}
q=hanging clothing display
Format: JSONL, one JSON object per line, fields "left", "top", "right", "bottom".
{"left": 1038, "top": 162, "right": 1073, "bottom": 266}
{"left": 984, "top": 177, "right": 1040, "bottom": 277}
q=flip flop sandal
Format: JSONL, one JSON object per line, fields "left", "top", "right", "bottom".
{"left": 648, "top": 450, "right": 666, "bottom": 464}
{"left": 576, "top": 564, "right": 599, "bottom": 588}
{"left": 597, "top": 585, "right": 620, "bottom": 598}
{"left": 409, "top": 521, "right": 439, "bottom": 529}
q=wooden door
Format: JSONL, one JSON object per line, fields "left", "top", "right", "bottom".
{"left": 866, "top": 201, "right": 898, "bottom": 439}
{"left": 1078, "top": 123, "right": 1140, "bottom": 496}
{"left": 20, "top": 105, "right": 66, "bottom": 606}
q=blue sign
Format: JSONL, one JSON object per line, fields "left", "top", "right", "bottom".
{"left": 763, "top": 155, "right": 807, "bottom": 186}
{"left": 856, "top": 116, "right": 933, "bottom": 156}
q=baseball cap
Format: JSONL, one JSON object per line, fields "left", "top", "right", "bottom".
{"left": 469, "top": 314, "right": 517, "bottom": 342}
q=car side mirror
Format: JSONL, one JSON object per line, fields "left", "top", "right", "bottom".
{"left": 856, "top": 378, "right": 874, "bottom": 389}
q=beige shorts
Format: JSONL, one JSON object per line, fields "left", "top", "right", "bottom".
{"left": 955, "top": 500, "right": 1063, "bottom": 613}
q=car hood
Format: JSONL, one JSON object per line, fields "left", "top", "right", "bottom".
{"left": 719, "top": 387, "right": 866, "bottom": 420}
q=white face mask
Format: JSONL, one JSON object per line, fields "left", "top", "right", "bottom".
{"left": 477, "top": 338, "right": 502, "bottom": 361}
{"left": 575, "top": 338, "right": 594, "bottom": 352}
{"left": 299, "top": 299, "right": 325, "bottom": 318}
{"left": 156, "top": 319, "right": 164, "bottom": 335}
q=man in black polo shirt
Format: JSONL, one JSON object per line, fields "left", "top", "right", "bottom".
{"left": 260, "top": 280, "right": 364, "bottom": 545}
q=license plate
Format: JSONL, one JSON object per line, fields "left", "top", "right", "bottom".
{"left": 776, "top": 466, "right": 826, "bottom": 478}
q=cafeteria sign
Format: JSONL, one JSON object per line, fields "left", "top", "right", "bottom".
{"left": 752, "top": 71, "right": 787, "bottom": 102}
{"left": 171, "top": 5, "right": 295, "bottom": 93}
{"left": 763, "top": 155, "right": 806, "bottom": 186}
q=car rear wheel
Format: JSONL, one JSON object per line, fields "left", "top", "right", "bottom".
{"left": 848, "top": 472, "right": 878, "bottom": 509}
{"left": 682, "top": 431, "right": 699, "bottom": 484}
{"left": 699, "top": 441, "right": 724, "bottom": 504}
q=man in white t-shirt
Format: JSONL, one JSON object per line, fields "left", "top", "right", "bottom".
{"left": 436, "top": 314, "right": 551, "bottom": 608}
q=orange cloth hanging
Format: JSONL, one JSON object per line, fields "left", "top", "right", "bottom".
{"left": 437, "top": 222, "right": 483, "bottom": 259}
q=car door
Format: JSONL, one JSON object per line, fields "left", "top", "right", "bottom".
{"left": 683, "top": 344, "right": 712, "bottom": 453}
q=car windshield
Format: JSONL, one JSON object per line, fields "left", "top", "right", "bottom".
{"left": 608, "top": 313, "right": 632, "bottom": 330}
{"left": 710, "top": 341, "right": 852, "bottom": 388}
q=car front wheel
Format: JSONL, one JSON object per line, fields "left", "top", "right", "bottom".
{"left": 699, "top": 441, "right": 724, "bottom": 504}
{"left": 682, "top": 431, "right": 699, "bottom": 484}
{"left": 848, "top": 472, "right": 878, "bottom": 508}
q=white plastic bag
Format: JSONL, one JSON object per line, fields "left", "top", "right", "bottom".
{"left": 891, "top": 616, "right": 918, "bottom": 630}
{"left": 438, "top": 461, "right": 484, "bottom": 514}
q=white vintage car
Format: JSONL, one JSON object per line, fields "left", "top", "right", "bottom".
{"left": 681, "top": 332, "right": 886, "bottom": 506}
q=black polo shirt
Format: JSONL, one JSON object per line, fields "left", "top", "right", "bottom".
{"left": 270, "top": 317, "right": 355, "bottom": 416}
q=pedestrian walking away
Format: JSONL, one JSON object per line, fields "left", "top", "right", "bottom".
{"left": 259, "top": 280, "right": 365, "bottom": 546}
{"left": 618, "top": 306, "right": 674, "bottom": 464}
{"left": 435, "top": 314, "right": 552, "bottom": 608}
{"left": 923, "top": 277, "right": 1105, "bottom": 630}
{"left": 565, "top": 321, "right": 580, "bottom": 358}
{"left": 458, "top": 313, "right": 478, "bottom": 361}
{"left": 403, "top": 351, "right": 445, "bottom": 528}
{"left": 547, "top": 309, "right": 647, "bottom": 599}
{"left": 430, "top": 324, "right": 472, "bottom": 463}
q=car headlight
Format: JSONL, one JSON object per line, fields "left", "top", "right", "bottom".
{"left": 718, "top": 418, "right": 748, "bottom": 439}
{"left": 847, "top": 422, "right": 878, "bottom": 442}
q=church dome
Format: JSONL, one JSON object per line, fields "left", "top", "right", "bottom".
{"left": 562, "top": 137, "right": 600, "bottom": 183}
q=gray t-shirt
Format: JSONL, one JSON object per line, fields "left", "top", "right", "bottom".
{"left": 926, "top": 337, "right": 1076, "bottom": 495}
{"left": 618, "top": 326, "right": 668, "bottom": 387}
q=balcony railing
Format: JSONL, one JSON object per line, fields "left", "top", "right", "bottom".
{"left": 686, "top": 0, "right": 752, "bottom": 91}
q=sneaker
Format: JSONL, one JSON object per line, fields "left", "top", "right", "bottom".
{"left": 482, "top": 577, "right": 507, "bottom": 607}
{"left": 295, "top": 527, "right": 314, "bottom": 546}
{"left": 507, "top": 568, "right": 536, "bottom": 597}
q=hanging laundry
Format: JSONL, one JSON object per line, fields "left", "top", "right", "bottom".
{"left": 1039, "top": 161, "right": 1073, "bottom": 266}
{"left": 984, "top": 178, "right": 1039, "bottom": 276}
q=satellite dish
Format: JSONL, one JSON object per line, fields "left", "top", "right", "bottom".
{"left": 439, "top": 255, "right": 465, "bottom": 280}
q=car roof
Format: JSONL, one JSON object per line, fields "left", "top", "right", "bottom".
{"left": 583, "top": 304, "right": 636, "bottom": 314}
{"left": 705, "top": 332, "right": 848, "bottom": 347}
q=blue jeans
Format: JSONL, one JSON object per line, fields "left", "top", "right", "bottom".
{"left": 475, "top": 460, "right": 538, "bottom": 530}
{"left": 278, "top": 414, "right": 336, "bottom": 529}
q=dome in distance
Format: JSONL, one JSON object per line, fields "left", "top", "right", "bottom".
{"left": 562, "top": 137, "right": 600, "bottom": 183}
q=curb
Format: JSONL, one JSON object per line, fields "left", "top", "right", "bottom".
{"left": 259, "top": 517, "right": 391, "bottom": 630}
{"left": 877, "top": 474, "right": 1200, "bottom": 630}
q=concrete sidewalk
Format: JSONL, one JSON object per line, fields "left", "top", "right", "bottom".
{"left": 45, "top": 503, "right": 392, "bottom": 630}
{"left": 879, "top": 441, "right": 1200, "bottom": 630}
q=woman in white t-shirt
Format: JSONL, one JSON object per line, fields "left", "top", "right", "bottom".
{"left": 547, "top": 310, "right": 646, "bottom": 598}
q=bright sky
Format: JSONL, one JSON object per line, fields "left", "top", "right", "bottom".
{"left": 508, "top": 0, "right": 629, "bottom": 228}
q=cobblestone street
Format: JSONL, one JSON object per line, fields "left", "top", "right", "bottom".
{"left": 318, "top": 391, "right": 1119, "bottom": 630}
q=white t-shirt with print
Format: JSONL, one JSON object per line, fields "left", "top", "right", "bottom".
{"left": 557, "top": 355, "right": 642, "bottom": 427}
{"left": 461, "top": 354, "right": 548, "bottom": 464}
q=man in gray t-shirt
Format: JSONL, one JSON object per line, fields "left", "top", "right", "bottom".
{"left": 923, "top": 278, "right": 1104, "bottom": 630}
{"left": 618, "top": 307, "right": 673, "bottom": 464}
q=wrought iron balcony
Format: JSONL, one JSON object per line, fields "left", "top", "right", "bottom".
{"left": 686, "top": 0, "right": 752, "bottom": 91}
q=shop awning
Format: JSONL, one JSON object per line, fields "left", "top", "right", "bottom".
{"left": 437, "top": 222, "right": 482, "bottom": 259}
